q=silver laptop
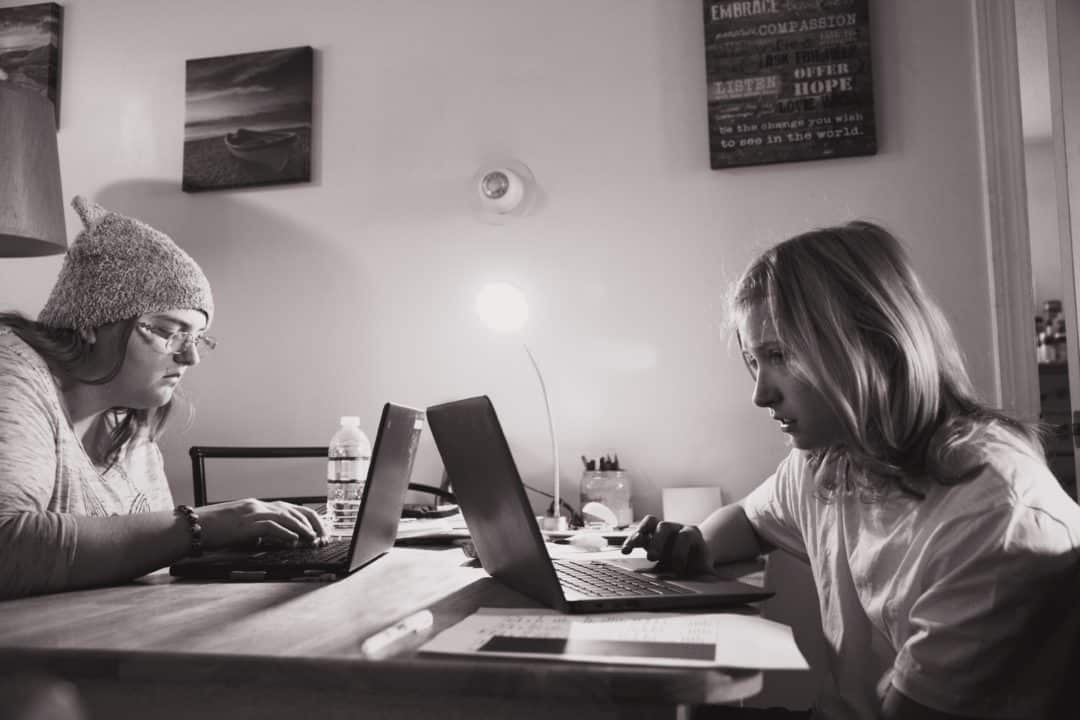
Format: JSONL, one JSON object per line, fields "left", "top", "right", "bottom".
{"left": 170, "top": 403, "right": 424, "bottom": 582}
{"left": 426, "top": 395, "right": 773, "bottom": 612}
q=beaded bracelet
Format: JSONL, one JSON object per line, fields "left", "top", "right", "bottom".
{"left": 175, "top": 504, "right": 203, "bottom": 557}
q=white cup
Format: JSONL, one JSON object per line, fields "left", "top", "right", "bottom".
{"left": 661, "top": 486, "right": 724, "bottom": 526}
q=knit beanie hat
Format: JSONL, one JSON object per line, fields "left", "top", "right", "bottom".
{"left": 38, "top": 197, "right": 214, "bottom": 330}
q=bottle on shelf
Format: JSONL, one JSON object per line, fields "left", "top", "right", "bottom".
{"left": 1038, "top": 301, "right": 1068, "bottom": 364}
{"left": 326, "top": 416, "right": 372, "bottom": 536}
{"left": 1044, "top": 299, "right": 1063, "bottom": 327}
{"left": 1054, "top": 330, "right": 1068, "bottom": 364}
{"left": 1038, "top": 332, "right": 1053, "bottom": 364}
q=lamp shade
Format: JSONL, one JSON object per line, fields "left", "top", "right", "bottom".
{"left": 0, "top": 84, "right": 66, "bottom": 257}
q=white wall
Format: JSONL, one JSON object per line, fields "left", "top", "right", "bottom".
{"left": 0, "top": 0, "right": 998, "bottom": 510}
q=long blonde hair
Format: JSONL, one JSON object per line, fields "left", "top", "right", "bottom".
{"left": 731, "top": 221, "right": 1041, "bottom": 498}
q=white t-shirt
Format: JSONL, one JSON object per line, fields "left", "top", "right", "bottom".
{"left": 0, "top": 328, "right": 174, "bottom": 599}
{"left": 742, "top": 438, "right": 1080, "bottom": 720}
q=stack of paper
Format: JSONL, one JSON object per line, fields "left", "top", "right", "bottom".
{"left": 394, "top": 512, "right": 470, "bottom": 544}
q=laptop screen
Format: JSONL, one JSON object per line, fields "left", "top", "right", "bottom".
{"left": 347, "top": 403, "right": 425, "bottom": 572}
{"left": 426, "top": 395, "right": 566, "bottom": 610}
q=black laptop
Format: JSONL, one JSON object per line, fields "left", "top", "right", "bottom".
{"left": 170, "top": 402, "right": 424, "bottom": 582}
{"left": 426, "top": 396, "right": 773, "bottom": 612}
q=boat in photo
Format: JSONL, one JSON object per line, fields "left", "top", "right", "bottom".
{"left": 223, "top": 128, "right": 297, "bottom": 172}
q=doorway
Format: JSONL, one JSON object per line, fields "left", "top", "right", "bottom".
{"left": 1016, "top": 0, "right": 1078, "bottom": 499}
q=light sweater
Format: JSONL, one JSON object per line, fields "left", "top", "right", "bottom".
{"left": 0, "top": 328, "right": 173, "bottom": 599}
{"left": 742, "top": 441, "right": 1080, "bottom": 719}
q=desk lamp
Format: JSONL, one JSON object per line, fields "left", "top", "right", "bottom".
{"left": 0, "top": 85, "right": 66, "bottom": 257}
{"left": 476, "top": 282, "right": 566, "bottom": 531}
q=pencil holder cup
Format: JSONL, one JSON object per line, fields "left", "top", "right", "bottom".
{"left": 579, "top": 470, "right": 633, "bottom": 529}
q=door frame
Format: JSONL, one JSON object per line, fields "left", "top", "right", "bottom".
{"left": 973, "top": 1, "right": 1040, "bottom": 423}
{"left": 1043, "top": 0, "right": 1080, "bottom": 495}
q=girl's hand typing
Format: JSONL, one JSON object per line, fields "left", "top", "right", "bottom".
{"left": 195, "top": 499, "right": 327, "bottom": 549}
{"left": 620, "top": 515, "right": 713, "bottom": 576}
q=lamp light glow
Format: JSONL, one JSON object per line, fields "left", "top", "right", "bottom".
{"left": 476, "top": 282, "right": 565, "bottom": 531}
{"left": 476, "top": 282, "right": 528, "bottom": 333}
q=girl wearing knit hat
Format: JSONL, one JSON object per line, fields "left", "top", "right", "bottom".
{"left": 0, "top": 197, "right": 326, "bottom": 599}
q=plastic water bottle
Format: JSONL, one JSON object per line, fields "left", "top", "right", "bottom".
{"left": 326, "top": 416, "right": 372, "bottom": 536}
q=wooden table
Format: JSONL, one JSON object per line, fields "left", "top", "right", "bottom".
{"left": 0, "top": 546, "right": 763, "bottom": 720}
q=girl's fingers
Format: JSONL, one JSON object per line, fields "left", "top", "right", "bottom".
{"left": 294, "top": 504, "right": 328, "bottom": 537}
{"left": 621, "top": 515, "right": 660, "bottom": 554}
{"left": 669, "top": 527, "right": 704, "bottom": 575}
{"left": 269, "top": 502, "right": 319, "bottom": 542}
{"left": 647, "top": 521, "right": 682, "bottom": 563}
{"left": 252, "top": 519, "right": 299, "bottom": 545}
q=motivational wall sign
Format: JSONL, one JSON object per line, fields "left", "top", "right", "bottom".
{"left": 703, "top": 0, "right": 876, "bottom": 169}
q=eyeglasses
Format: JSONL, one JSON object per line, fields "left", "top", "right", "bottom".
{"left": 136, "top": 322, "right": 217, "bottom": 355}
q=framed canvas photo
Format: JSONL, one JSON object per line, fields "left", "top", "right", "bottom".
{"left": 182, "top": 45, "right": 313, "bottom": 192}
{"left": 0, "top": 2, "right": 63, "bottom": 127}
{"left": 703, "top": 0, "right": 876, "bottom": 169}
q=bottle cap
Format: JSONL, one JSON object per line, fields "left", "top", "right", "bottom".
{"left": 340, "top": 415, "right": 361, "bottom": 426}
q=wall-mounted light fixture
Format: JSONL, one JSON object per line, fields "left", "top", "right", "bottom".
{"left": 472, "top": 159, "right": 536, "bottom": 224}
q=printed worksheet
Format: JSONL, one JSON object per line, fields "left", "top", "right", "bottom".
{"left": 420, "top": 608, "right": 808, "bottom": 669}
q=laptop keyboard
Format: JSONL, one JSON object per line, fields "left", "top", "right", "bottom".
{"left": 553, "top": 559, "right": 693, "bottom": 598}
{"left": 255, "top": 540, "right": 350, "bottom": 565}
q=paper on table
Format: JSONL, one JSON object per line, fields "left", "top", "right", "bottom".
{"left": 544, "top": 542, "right": 650, "bottom": 562}
{"left": 394, "top": 512, "right": 470, "bottom": 542}
{"left": 420, "top": 608, "right": 808, "bottom": 670}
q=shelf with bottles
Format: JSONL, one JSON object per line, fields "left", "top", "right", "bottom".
{"left": 1036, "top": 299, "right": 1068, "bottom": 366}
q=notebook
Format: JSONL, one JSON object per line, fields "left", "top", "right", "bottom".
{"left": 425, "top": 396, "right": 773, "bottom": 612}
{"left": 170, "top": 402, "right": 424, "bottom": 581}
